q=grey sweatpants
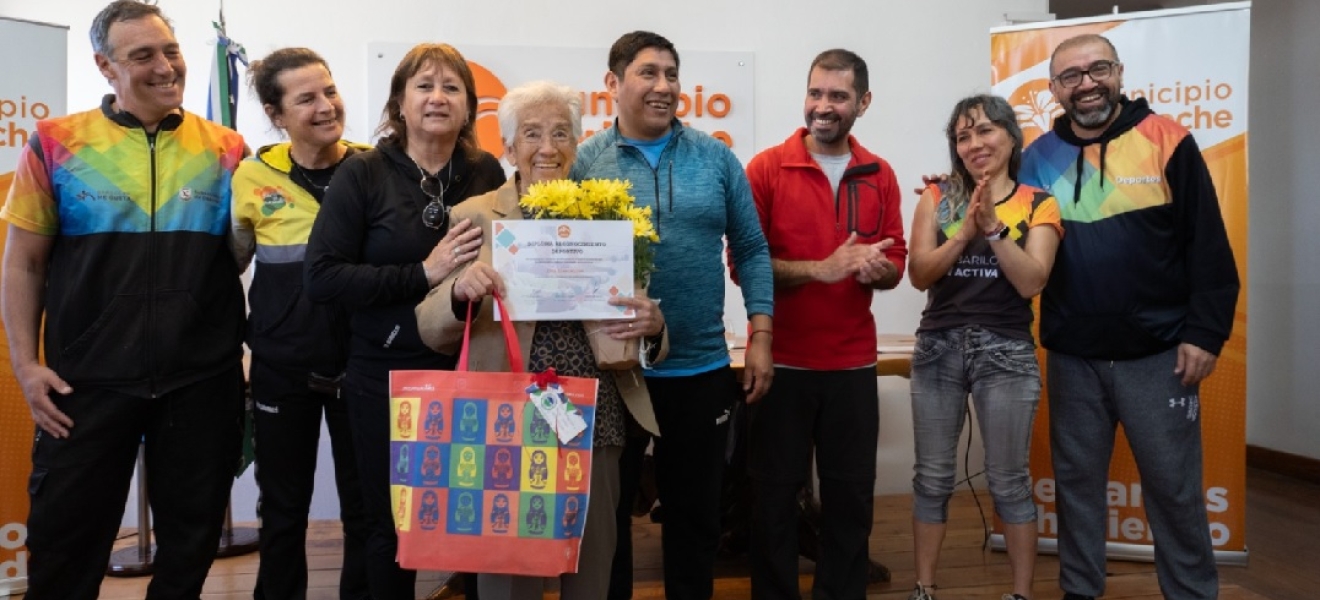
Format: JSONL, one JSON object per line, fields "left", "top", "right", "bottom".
{"left": 1047, "top": 347, "right": 1218, "bottom": 600}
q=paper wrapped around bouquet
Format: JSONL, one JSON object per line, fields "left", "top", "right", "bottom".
{"left": 583, "top": 326, "right": 640, "bottom": 370}
{"left": 583, "top": 284, "right": 648, "bottom": 370}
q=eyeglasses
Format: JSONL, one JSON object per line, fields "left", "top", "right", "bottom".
{"left": 420, "top": 174, "right": 449, "bottom": 230}
{"left": 517, "top": 128, "right": 575, "bottom": 148}
{"left": 412, "top": 157, "right": 455, "bottom": 230}
{"left": 1052, "top": 60, "right": 1119, "bottom": 88}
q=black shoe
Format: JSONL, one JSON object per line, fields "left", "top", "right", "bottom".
{"left": 1062, "top": 594, "right": 1096, "bottom": 600}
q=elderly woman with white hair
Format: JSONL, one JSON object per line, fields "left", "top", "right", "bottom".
{"left": 415, "top": 80, "right": 668, "bottom": 600}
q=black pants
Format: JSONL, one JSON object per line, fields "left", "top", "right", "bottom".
{"left": 646, "top": 367, "right": 740, "bottom": 600}
{"left": 342, "top": 373, "right": 416, "bottom": 600}
{"left": 251, "top": 360, "right": 368, "bottom": 600}
{"left": 25, "top": 364, "right": 244, "bottom": 600}
{"left": 749, "top": 367, "right": 878, "bottom": 600}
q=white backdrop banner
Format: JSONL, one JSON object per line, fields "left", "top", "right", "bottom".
{"left": 0, "top": 16, "right": 68, "bottom": 596}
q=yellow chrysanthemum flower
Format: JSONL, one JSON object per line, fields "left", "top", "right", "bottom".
{"left": 517, "top": 178, "right": 659, "bottom": 280}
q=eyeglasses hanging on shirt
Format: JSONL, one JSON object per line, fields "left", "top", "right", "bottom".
{"left": 415, "top": 159, "right": 454, "bottom": 230}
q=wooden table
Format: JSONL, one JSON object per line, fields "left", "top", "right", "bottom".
{"left": 728, "top": 333, "right": 916, "bottom": 379}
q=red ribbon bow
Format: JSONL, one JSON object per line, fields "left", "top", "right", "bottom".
{"left": 531, "top": 368, "right": 560, "bottom": 390}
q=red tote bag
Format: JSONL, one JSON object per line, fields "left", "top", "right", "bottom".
{"left": 389, "top": 296, "right": 599, "bottom": 576}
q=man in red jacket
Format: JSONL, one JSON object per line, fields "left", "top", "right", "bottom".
{"left": 743, "top": 48, "right": 907, "bottom": 600}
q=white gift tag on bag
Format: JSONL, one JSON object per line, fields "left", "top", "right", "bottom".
{"left": 526, "top": 382, "right": 588, "bottom": 444}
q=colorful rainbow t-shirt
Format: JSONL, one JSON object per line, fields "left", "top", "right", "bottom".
{"left": 917, "top": 182, "right": 1062, "bottom": 342}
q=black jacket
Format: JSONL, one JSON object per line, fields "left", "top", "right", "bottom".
{"left": 304, "top": 139, "right": 505, "bottom": 383}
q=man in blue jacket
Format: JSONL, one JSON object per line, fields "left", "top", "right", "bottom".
{"left": 570, "top": 30, "right": 774, "bottom": 600}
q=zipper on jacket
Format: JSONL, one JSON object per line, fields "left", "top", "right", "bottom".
{"left": 619, "top": 145, "right": 664, "bottom": 237}
{"left": 651, "top": 162, "right": 662, "bottom": 237}
{"left": 147, "top": 131, "right": 159, "bottom": 398}
{"left": 666, "top": 160, "right": 674, "bottom": 214}
{"left": 616, "top": 128, "right": 681, "bottom": 238}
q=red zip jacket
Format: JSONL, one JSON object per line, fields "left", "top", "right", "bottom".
{"left": 743, "top": 128, "right": 906, "bottom": 369}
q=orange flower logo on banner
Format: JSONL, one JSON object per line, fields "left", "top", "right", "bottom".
{"left": 1007, "top": 79, "right": 1062, "bottom": 144}
{"left": 470, "top": 61, "right": 508, "bottom": 160}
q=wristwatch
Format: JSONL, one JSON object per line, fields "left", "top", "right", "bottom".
{"left": 985, "top": 224, "right": 1011, "bottom": 241}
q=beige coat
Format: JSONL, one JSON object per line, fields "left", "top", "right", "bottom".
{"left": 414, "top": 180, "right": 665, "bottom": 435}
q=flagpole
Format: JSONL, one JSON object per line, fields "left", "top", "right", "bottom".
{"left": 211, "top": 0, "right": 259, "bottom": 559}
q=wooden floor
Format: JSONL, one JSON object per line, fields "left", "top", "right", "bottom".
{"left": 27, "top": 468, "right": 1318, "bottom": 599}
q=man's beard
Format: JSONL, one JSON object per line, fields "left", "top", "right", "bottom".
{"left": 1069, "top": 90, "right": 1118, "bottom": 129}
{"left": 807, "top": 113, "right": 853, "bottom": 145}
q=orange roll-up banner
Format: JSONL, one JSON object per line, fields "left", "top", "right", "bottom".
{"left": 989, "top": 3, "right": 1250, "bottom": 563}
{"left": 0, "top": 16, "right": 68, "bottom": 595}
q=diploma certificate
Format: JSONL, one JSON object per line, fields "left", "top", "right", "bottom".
{"left": 491, "top": 219, "right": 636, "bottom": 321}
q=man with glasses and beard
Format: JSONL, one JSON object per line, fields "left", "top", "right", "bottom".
{"left": 739, "top": 49, "right": 905, "bottom": 600}
{"left": 1019, "top": 34, "right": 1239, "bottom": 600}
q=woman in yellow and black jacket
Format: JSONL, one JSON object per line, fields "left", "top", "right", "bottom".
{"left": 230, "top": 48, "right": 371, "bottom": 600}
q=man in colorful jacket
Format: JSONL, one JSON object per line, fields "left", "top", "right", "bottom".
{"left": 742, "top": 48, "right": 905, "bottom": 600}
{"left": 0, "top": 2, "right": 246, "bottom": 598}
{"left": 570, "top": 30, "right": 774, "bottom": 600}
{"left": 1020, "top": 34, "right": 1239, "bottom": 600}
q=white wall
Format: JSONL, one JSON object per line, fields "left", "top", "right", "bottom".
{"left": 0, "top": 0, "right": 1048, "bottom": 523}
{"left": 1245, "top": 0, "right": 1320, "bottom": 461}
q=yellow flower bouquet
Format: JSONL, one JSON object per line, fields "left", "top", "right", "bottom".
{"left": 519, "top": 178, "right": 660, "bottom": 369}
{"left": 519, "top": 178, "right": 659, "bottom": 282}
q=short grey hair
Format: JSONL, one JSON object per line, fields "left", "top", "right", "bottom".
{"left": 90, "top": 0, "right": 170, "bottom": 57}
{"left": 496, "top": 81, "right": 583, "bottom": 148}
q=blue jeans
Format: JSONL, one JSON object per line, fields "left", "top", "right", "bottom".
{"left": 910, "top": 326, "right": 1040, "bottom": 524}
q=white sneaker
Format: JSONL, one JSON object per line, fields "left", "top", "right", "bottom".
{"left": 909, "top": 583, "right": 936, "bottom": 600}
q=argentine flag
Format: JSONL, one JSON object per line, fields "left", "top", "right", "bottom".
{"left": 207, "top": 20, "right": 247, "bottom": 129}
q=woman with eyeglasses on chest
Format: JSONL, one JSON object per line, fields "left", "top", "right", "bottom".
{"left": 305, "top": 43, "right": 505, "bottom": 600}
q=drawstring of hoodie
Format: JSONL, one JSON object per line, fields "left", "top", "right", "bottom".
{"left": 1072, "top": 151, "right": 1085, "bottom": 203}
{"left": 1062, "top": 97, "right": 1141, "bottom": 203}
{"left": 1071, "top": 138, "right": 1111, "bottom": 203}
{"left": 1099, "top": 141, "right": 1109, "bottom": 191}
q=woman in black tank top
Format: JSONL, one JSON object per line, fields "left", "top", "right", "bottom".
{"left": 903, "top": 94, "right": 1063, "bottom": 600}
